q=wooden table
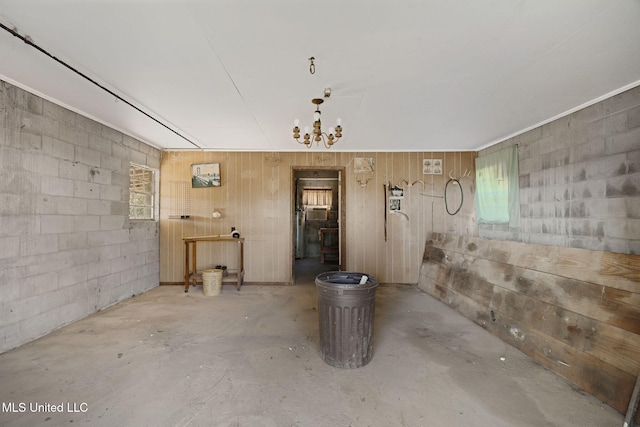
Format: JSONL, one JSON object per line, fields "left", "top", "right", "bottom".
{"left": 183, "top": 235, "right": 244, "bottom": 292}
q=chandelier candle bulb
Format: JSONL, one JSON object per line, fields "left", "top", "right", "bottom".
{"left": 293, "top": 97, "right": 343, "bottom": 148}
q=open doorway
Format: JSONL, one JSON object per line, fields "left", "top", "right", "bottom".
{"left": 292, "top": 167, "right": 345, "bottom": 285}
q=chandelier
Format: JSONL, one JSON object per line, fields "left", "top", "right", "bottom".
{"left": 293, "top": 98, "right": 342, "bottom": 149}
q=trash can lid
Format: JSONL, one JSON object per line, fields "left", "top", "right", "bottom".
{"left": 315, "top": 271, "right": 378, "bottom": 291}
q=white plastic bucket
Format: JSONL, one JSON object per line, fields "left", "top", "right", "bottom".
{"left": 203, "top": 269, "right": 223, "bottom": 296}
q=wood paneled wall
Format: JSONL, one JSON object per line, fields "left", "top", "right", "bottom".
{"left": 419, "top": 232, "right": 640, "bottom": 418}
{"left": 160, "top": 151, "right": 476, "bottom": 284}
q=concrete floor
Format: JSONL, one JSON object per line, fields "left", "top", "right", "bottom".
{"left": 0, "top": 271, "right": 624, "bottom": 426}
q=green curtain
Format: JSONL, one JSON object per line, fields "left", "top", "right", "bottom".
{"left": 475, "top": 145, "right": 520, "bottom": 226}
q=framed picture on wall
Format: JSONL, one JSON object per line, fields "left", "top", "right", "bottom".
{"left": 389, "top": 197, "right": 402, "bottom": 212}
{"left": 191, "top": 163, "right": 221, "bottom": 188}
{"left": 423, "top": 158, "right": 443, "bottom": 175}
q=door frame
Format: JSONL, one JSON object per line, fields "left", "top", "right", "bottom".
{"left": 291, "top": 166, "right": 346, "bottom": 283}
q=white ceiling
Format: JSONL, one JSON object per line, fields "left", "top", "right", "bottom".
{"left": 1, "top": 1, "right": 639, "bottom": 152}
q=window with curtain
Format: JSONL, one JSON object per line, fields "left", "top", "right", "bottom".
{"left": 302, "top": 188, "right": 333, "bottom": 207}
{"left": 474, "top": 145, "right": 520, "bottom": 226}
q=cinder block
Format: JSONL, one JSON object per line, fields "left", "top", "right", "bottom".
{"left": 119, "top": 241, "right": 138, "bottom": 256}
{"left": 43, "top": 99, "right": 75, "bottom": 125}
{"left": 59, "top": 159, "right": 89, "bottom": 181}
{"left": 18, "top": 131, "right": 42, "bottom": 151}
{"left": 627, "top": 197, "right": 640, "bottom": 219}
{"left": 57, "top": 197, "right": 88, "bottom": 215}
{"left": 4, "top": 83, "right": 33, "bottom": 111}
{"left": 586, "top": 118, "right": 606, "bottom": 142}
{"left": 1, "top": 214, "right": 39, "bottom": 237}
{"left": 100, "top": 184, "right": 123, "bottom": 201}
{"left": 58, "top": 232, "right": 88, "bottom": 251}
{"left": 21, "top": 152, "right": 59, "bottom": 177}
{"left": 130, "top": 149, "right": 147, "bottom": 165}
{"left": 101, "top": 124, "right": 123, "bottom": 143}
{"left": 528, "top": 233, "right": 566, "bottom": 247}
{"left": 19, "top": 111, "right": 59, "bottom": 138}
{"left": 87, "top": 229, "right": 129, "bottom": 247}
{"left": 0, "top": 236, "right": 20, "bottom": 259}
{"left": 573, "top": 101, "right": 606, "bottom": 124}
{"left": 628, "top": 105, "right": 640, "bottom": 130}
{"left": 605, "top": 112, "right": 627, "bottom": 136}
{"left": 146, "top": 152, "right": 161, "bottom": 169}
{"left": 73, "top": 181, "right": 101, "bottom": 199}
{"left": 0, "top": 146, "right": 20, "bottom": 170}
{"left": 605, "top": 174, "right": 640, "bottom": 197}
{"left": 88, "top": 167, "right": 112, "bottom": 185}
{"left": 74, "top": 146, "right": 101, "bottom": 167}
{"left": 605, "top": 127, "right": 640, "bottom": 155}
{"left": 569, "top": 139, "right": 605, "bottom": 164}
{"left": 541, "top": 148, "right": 569, "bottom": 170}
{"left": 102, "top": 281, "right": 132, "bottom": 307}
{"left": 519, "top": 156, "right": 542, "bottom": 176}
{"left": 603, "top": 237, "right": 630, "bottom": 254}
{"left": 41, "top": 176, "right": 73, "bottom": 197}
{"left": 73, "top": 215, "right": 99, "bottom": 231}
{"left": 19, "top": 310, "right": 60, "bottom": 344}
{"left": 538, "top": 136, "right": 557, "bottom": 156}
{"left": 144, "top": 251, "right": 160, "bottom": 265}
{"left": 109, "top": 255, "right": 131, "bottom": 274}
{"left": 0, "top": 193, "right": 20, "bottom": 215}
{"left": 0, "top": 322, "right": 22, "bottom": 354}
{"left": 58, "top": 264, "right": 88, "bottom": 288}
{"left": 100, "top": 154, "right": 121, "bottom": 171}
{"left": 24, "top": 257, "right": 73, "bottom": 277}
{"left": 88, "top": 133, "right": 113, "bottom": 155}
{"left": 21, "top": 272, "right": 59, "bottom": 298}
{"left": 518, "top": 127, "right": 542, "bottom": 145}
{"left": 20, "top": 234, "right": 58, "bottom": 256}
{"left": 100, "top": 215, "right": 125, "bottom": 230}
{"left": 110, "top": 171, "right": 129, "bottom": 187}
{"left": 111, "top": 143, "right": 130, "bottom": 160}
{"left": 74, "top": 115, "right": 101, "bottom": 136}
{"left": 120, "top": 266, "right": 139, "bottom": 285}
{"left": 87, "top": 199, "right": 111, "bottom": 215}
{"left": 59, "top": 123, "right": 89, "bottom": 147}
{"left": 604, "top": 218, "right": 629, "bottom": 239}
{"left": 42, "top": 136, "right": 74, "bottom": 161}
{"left": 606, "top": 197, "right": 628, "bottom": 218}
{"left": 40, "top": 215, "right": 75, "bottom": 234}
{"left": 121, "top": 135, "right": 140, "bottom": 150}
{"left": 0, "top": 267, "right": 20, "bottom": 301}
{"left": 111, "top": 200, "right": 129, "bottom": 217}
{"left": 604, "top": 86, "right": 640, "bottom": 114}
{"left": 87, "top": 258, "right": 111, "bottom": 280}
{"left": 0, "top": 170, "right": 39, "bottom": 194}
{"left": 57, "top": 300, "right": 90, "bottom": 326}
{"left": 96, "top": 243, "right": 121, "bottom": 260}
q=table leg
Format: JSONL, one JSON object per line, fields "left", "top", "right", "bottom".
{"left": 184, "top": 241, "right": 189, "bottom": 292}
{"left": 192, "top": 242, "right": 197, "bottom": 288}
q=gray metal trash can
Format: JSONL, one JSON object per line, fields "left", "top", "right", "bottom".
{"left": 315, "top": 272, "right": 379, "bottom": 368}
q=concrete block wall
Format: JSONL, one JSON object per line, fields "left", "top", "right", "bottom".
{"left": 479, "top": 85, "right": 640, "bottom": 254}
{"left": 0, "top": 80, "right": 160, "bottom": 353}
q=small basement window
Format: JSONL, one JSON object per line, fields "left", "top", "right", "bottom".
{"left": 129, "top": 164, "right": 158, "bottom": 220}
